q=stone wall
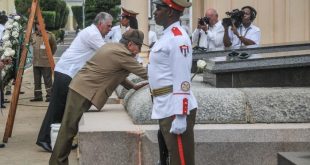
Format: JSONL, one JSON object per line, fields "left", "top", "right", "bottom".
{"left": 123, "top": 76, "right": 310, "bottom": 124}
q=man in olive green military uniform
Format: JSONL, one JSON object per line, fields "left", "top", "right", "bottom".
{"left": 49, "top": 29, "right": 148, "bottom": 165}
{"left": 30, "top": 21, "right": 57, "bottom": 102}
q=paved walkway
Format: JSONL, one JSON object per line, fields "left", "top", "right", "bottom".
{"left": 0, "top": 32, "right": 78, "bottom": 165}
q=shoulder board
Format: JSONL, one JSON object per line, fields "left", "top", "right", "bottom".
{"left": 171, "top": 27, "right": 182, "bottom": 36}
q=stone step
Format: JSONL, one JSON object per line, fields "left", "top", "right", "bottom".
{"left": 78, "top": 105, "right": 310, "bottom": 165}
{"left": 278, "top": 152, "right": 310, "bottom": 165}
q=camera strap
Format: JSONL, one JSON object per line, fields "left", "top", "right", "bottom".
{"left": 239, "top": 26, "right": 251, "bottom": 46}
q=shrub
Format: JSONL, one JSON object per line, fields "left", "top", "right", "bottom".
{"left": 15, "top": 0, "right": 68, "bottom": 30}
{"left": 85, "top": 0, "right": 120, "bottom": 26}
{"left": 42, "top": 11, "right": 56, "bottom": 30}
{"left": 14, "top": 0, "right": 32, "bottom": 16}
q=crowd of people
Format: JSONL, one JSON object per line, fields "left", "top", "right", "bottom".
{"left": 0, "top": 1, "right": 262, "bottom": 164}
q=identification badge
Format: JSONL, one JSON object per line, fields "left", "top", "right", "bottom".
{"left": 40, "top": 44, "right": 46, "bottom": 49}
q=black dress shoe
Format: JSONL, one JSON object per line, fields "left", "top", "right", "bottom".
{"left": 1, "top": 105, "right": 6, "bottom": 108}
{"left": 45, "top": 98, "right": 50, "bottom": 102}
{"left": 5, "top": 91, "right": 11, "bottom": 95}
{"left": 20, "top": 91, "right": 25, "bottom": 94}
{"left": 4, "top": 99, "right": 10, "bottom": 103}
{"left": 0, "top": 143, "right": 5, "bottom": 148}
{"left": 30, "top": 98, "right": 43, "bottom": 102}
{"left": 36, "top": 141, "right": 52, "bottom": 152}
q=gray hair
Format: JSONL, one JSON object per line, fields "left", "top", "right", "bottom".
{"left": 93, "top": 12, "right": 113, "bottom": 25}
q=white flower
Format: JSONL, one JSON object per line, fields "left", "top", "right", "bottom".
{"left": 3, "top": 41, "right": 12, "bottom": 48}
{"left": 4, "top": 47, "right": 12, "bottom": 52}
{"left": 12, "top": 31, "right": 19, "bottom": 38}
{"left": 13, "top": 22, "right": 19, "bottom": 27}
{"left": 197, "top": 60, "right": 207, "bottom": 69}
{"left": 7, "top": 19, "right": 14, "bottom": 24}
{"left": 2, "top": 34, "right": 10, "bottom": 41}
{"left": 4, "top": 30, "right": 10, "bottom": 36}
{"left": 4, "top": 49, "right": 11, "bottom": 56}
{"left": 14, "top": 15, "right": 21, "bottom": 20}
{"left": 5, "top": 23, "right": 13, "bottom": 29}
{"left": 9, "top": 50, "right": 15, "bottom": 56}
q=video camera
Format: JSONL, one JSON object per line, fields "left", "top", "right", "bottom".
{"left": 198, "top": 17, "right": 209, "bottom": 26}
{"left": 222, "top": 9, "right": 244, "bottom": 28}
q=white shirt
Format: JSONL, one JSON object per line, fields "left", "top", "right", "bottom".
{"left": 55, "top": 24, "right": 106, "bottom": 78}
{"left": 148, "top": 21, "right": 198, "bottom": 119}
{"left": 228, "top": 24, "right": 261, "bottom": 47}
{"left": 148, "top": 30, "right": 157, "bottom": 46}
{"left": 192, "top": 21, "right": 224, "bottom": 49}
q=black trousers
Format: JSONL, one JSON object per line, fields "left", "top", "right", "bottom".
{"left": 33, "top": 66, "right": 53, "bottom": 99}
{"left": 36, "top": 71, "right": 72, "bottom": 144}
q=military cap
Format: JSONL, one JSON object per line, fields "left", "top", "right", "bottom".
{"left": 153, "top": 0, "right": 192, "bottom": 11}
{"left": 122, "top": 29, "right": 144, "bottom": 45}
{"left": 121, "top": 7, "right": 139, "bottom": 18}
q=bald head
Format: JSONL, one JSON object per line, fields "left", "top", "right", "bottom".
{"left": 205, "top": 8, "right": 219, "bottom": 26}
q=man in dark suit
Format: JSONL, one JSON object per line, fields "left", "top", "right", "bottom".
{"left": 49, "top": 29, "right": 148, "bottom": 165}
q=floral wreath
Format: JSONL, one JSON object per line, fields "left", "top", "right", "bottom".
{"left": 0, "top": 14, "right": 28, "bottom": 88}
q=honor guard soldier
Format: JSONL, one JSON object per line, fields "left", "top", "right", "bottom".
{"left": 149, "top": 0, "right": 198, "bottom": 165}
{"left": 105, "top": 7, "right": 139, "bottom": 43}
{"left": 105, "top": 7, "right": 143, "bottom": 64}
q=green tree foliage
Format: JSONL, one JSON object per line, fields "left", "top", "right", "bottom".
{"left": 15, "top": 0, "right": 68, "bottom": 30}
{"left": 14, "top": 0, "right": 32, "bottom": 16}
{"left": 71, "top": 6, "right": 83, "bottom": 28}
{"left": 42, "top": 11, "right": 56, "bottom": 29}
{"left": 85, "top": 0, "right": 121, "bottom": 27}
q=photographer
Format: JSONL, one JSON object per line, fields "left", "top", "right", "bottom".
{"left": 192, "top": 8, "right": 224, "bottom": 49}
{"left": 223, "top": 6, "right": 261, "bottom": 47}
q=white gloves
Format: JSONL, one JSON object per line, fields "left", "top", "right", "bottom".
{"left": 170, "top": 115, "right": 187, "bottom": 134}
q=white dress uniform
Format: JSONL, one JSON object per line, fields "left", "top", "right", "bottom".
{"left": 105, "top": 25, "right": 123, "bottom": 43}
{"left": 228, "top": 23, "right": 261, "bottom": 47}
{"left": 148, "top": 30, "right": 158, "bottom": 45}
{"left": 148, "top": 21, "right": 198, "bottom": 119}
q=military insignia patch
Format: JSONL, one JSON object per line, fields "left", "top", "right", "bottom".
{"left": 179, "top": 45, "right": 189, "bottom": 57}
{"left": 171, "top": 27, "right": 182, "bottom": 36}
{"left": 181, "top": 81, "right": 190, "bottom": 92}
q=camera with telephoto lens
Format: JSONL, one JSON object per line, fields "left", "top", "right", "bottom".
{"left": 222, "top": 9, "right": 244, "bottom": 28}
{"left": 198, "top": 17, "right": 210, "bottom": 25}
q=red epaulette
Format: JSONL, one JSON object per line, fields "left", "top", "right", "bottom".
{"left": 171, "top": 27, "right": 182, "bottom": 36}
